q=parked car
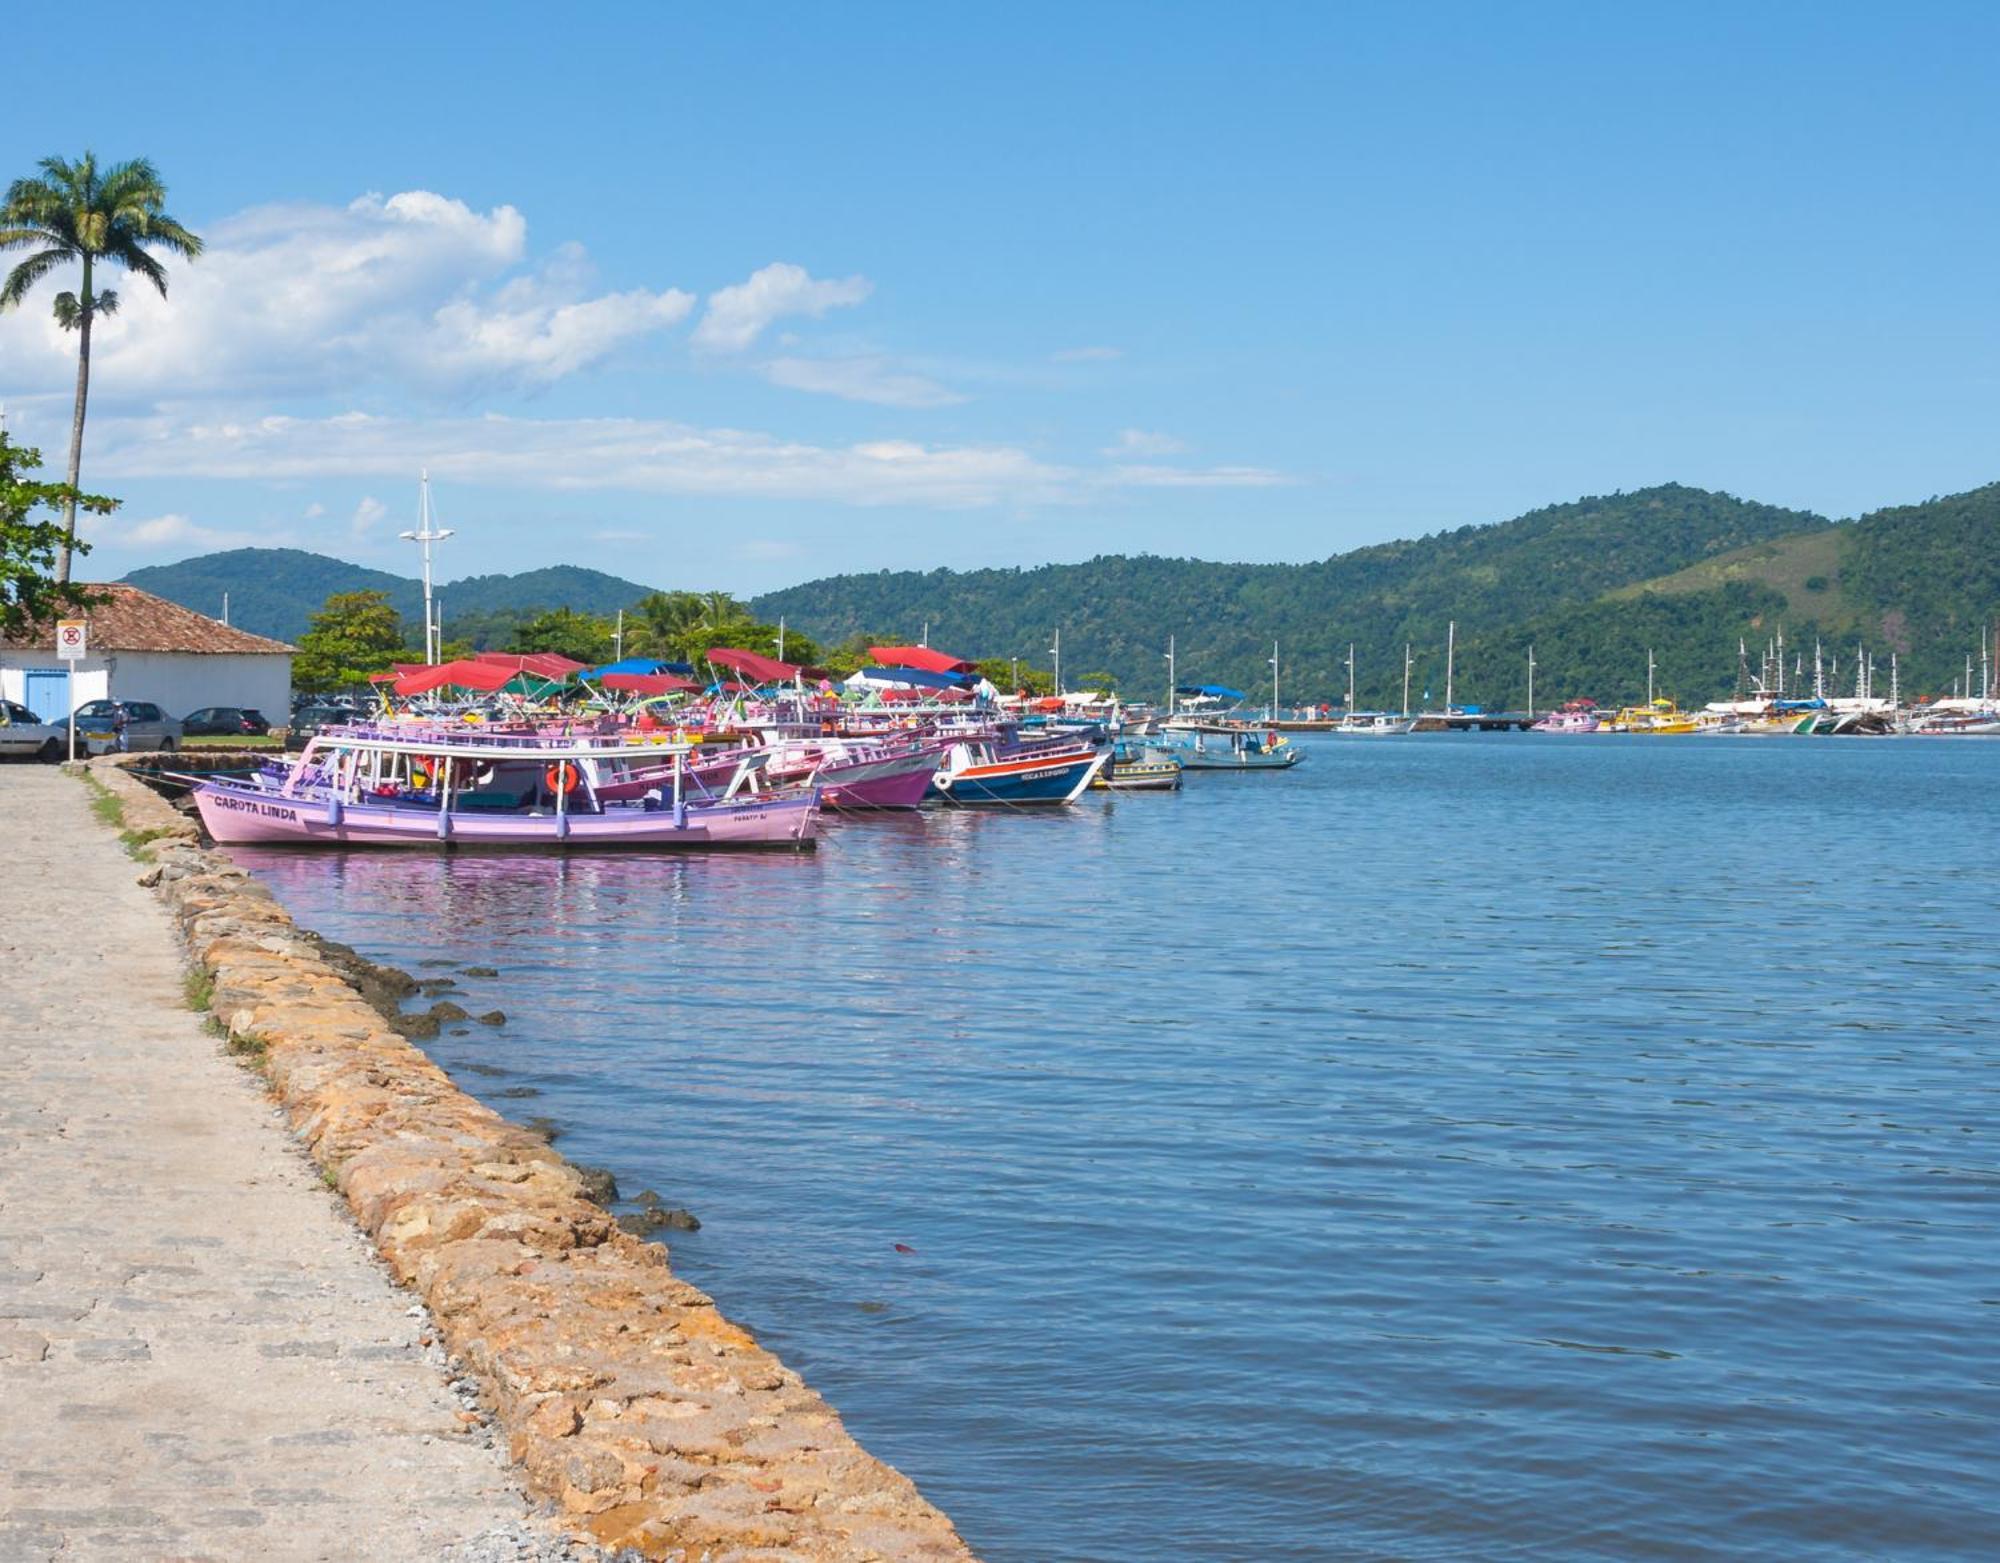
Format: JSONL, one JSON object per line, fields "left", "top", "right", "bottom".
{"left": 0, "top": 701, "right": 65, "bottom": 762}
{"left": 285, "top": 703, "right": 350, "bottom": 749}
{"left": 70, "top": 699, "right": 184, "bottom": 754}
{"left": 182, "top": 706, "right": 273, "bottom": 737}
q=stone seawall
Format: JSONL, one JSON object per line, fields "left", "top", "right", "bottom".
{"left": 87, "top": 759, "right": 975, "bottom": 1562}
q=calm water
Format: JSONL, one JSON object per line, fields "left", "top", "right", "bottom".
{"left": 231, "top": 737, "right": 2000, "bottom": 1562}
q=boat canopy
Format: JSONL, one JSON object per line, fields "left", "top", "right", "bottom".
{"left": 706, "top": 647, "right": 800, "bottom": 684}
{"left": 473, "top": 652, "right": 587, "bottom": 680}
{"left": 855, "top": 665, "right": 972, "bottom": 691}
{"left": 601, "top": 672, "right": 700, "bottom": 695}
{"left": 586, "top": 656, "right": 696, "bottom": 679}
{"left": 868, "top": 645, "right": 975, "bottom": 675}
{"left": 392, "top": 659, "right": 531, "bottom": 696}
{"left": 1176, "top": 683, "right": 1245, "bottom": 700}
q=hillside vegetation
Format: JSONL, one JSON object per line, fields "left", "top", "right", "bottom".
{"left": 121, "top": 549, "right": 659, "bottom": 643}
{"left": 124, "top": 480, "right": 2000, "bottom": 705}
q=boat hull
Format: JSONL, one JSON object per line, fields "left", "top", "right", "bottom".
{"left": 931, "top": 747, "right": 1109, "bottom": 804}
{"left": 193, "top": 781, "right": 817, "bottom": 850}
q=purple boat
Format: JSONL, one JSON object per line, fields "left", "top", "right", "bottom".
{"left": 191, "top": 732, "right": 817, "bottom": 850}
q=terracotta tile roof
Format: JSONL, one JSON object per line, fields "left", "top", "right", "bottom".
{"left": 1, "top": 584, "right": 295, "bottom": 655}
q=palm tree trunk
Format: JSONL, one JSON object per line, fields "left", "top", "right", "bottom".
{"left": 57, "top": 254, "right": 93, "bottom": 585}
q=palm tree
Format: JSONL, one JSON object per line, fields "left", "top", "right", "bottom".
{"left": 0, "top": 153, "right": 202, "bottom": 582}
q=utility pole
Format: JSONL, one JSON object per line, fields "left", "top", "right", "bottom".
{"left": 1402, "top": 643, "right": 1413, "bottom": 718}
{"left": 1646, "top": 647, "right": 1656, "bottom": 706}
{"left": 399, "top": 470, "right": 455, "bottom": 666}
{"left": 1049, "top": 629, "right": 1062, "bottom": 695}
{"left": 1268, "top": 640, "right": 1279, "bottom": 720}
{"left": 776, "top": 616, "right": 785, "bottom": 663}
{"left": 1444, "top": 621, "right": 1456, "bottom": 712}
{"left": 1345, "top": 642, "right": 1355, "bottom": 711}
{"left": 614, "top": 608, "right": 625, "bottom": 661}
{"left": 1526, "top": 645, "right": 1536, "bottom": 719}
{"left": 1165, "top": 634, "right": 1176, "bottom": 715}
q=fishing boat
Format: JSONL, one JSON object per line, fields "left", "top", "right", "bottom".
{"left": 189, "top": 729, "right": 818, "bottom": 850}
{"left": 1157, "top": 724, "right": 1303, "bottom": 770}
{"left": 1331, "top": 711, "right": 1418, "bottom": 736}
{"left": 1530, "top": 700, "right": 1600, "bottom": 734}
{"left": 930, "top": 734, "right": 1110, "bottom": 804}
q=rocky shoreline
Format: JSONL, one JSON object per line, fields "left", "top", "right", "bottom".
{"left": 85, "top": 757, "right": 975, "bottom": 1562}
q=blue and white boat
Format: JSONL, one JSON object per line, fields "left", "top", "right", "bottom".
{"left": 930, "top": 734, "right": 1110, "bottom": 804}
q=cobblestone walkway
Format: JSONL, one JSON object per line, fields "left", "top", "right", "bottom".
{"left": 0, "top": 768, "right": 571, "bottom": 1561}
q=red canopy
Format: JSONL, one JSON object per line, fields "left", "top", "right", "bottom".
{"left": 391, "top": 659, "right": 524, "bottom": 696}
{"left": 602, "top": 672, "right": 699, "bottom": 696}
{"left": 868, "top": 645, "right": 975, "bottom": 675}
{"left": 473, "top": 651, "right": 586, "bottom": 680}
{"left": 705, "top": 647, "right": 799, "bottom": 683}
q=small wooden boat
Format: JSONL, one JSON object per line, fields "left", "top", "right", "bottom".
{"left": 1092, "top": 755, "right": 1183, "bottom": 791}
{"left": 1332, "top": 711, "right": 1417, "bottom": 736}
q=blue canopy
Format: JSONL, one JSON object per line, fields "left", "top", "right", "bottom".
{"left": 1177, "top": 683, "right": 1245, "bottom": 700}
{"left": 586, "top": 656, "right": 696, "bottom": 679}
{"left": 859, "top": 666, "right": 973, "bottom": 690}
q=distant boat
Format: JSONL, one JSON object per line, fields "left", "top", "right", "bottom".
{"left": 1530, "top": 700, "right": 1599, "bottom": 734}
{"left": 1331, "top": 711, "right": 1417, "bottom": 736}
{"left": 1156, "top": 724, "right": 1303, "bottom": 770}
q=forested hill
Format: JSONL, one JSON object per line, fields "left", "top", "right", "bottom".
{"left": 121, "top": 549, "right": 658, "bottom": 643}
{"left": 753, "top": 485, "right": 1838, "bottom": 704}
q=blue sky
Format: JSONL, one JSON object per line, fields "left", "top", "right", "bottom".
{"left": 4, "top": 1, "right": 1998, "bottom": 593}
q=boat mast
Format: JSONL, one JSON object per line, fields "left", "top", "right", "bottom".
{"left": 1165, "top": 634, "right": 1176, "bottom": 716}
{"left": 1402, "top": 643, "right": 1412, "bottom": 718}
{"left": 1444, "top": 621, "right": 1455, "bottom": 711}
{"left": 1526, "top": 644, "right": 1536, "bottom": 719}
{"left": 399, "top": 469, "right": 455, "bottom": 666}
{"left": 1345, "top": 642, "right": 1355, "bottom": 711}
{"left": 1268, "top": 640, "right": 1279, "bottom": 720}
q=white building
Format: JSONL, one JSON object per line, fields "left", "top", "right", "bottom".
{"left": 0, "top": 583, "right": 294, "bottom": 721}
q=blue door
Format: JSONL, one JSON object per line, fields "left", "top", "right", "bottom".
{"left": 23, "top": 668, "right": 68, "bottom": 722}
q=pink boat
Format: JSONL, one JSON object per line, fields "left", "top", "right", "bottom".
{"left": 191, "top": 733, "right": 817, "bottom": 850}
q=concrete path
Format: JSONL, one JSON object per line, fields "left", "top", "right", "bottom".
{"left": 0, "top": 767, "right": 575, "bottom": 1562}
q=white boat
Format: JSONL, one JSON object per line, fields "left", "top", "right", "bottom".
{"left": 1331, "top": 711, "right": 1417, "bottom": 736}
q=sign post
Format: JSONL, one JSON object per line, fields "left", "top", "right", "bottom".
{"left": 56, "top": 619, "right": 86, "bottom": 762}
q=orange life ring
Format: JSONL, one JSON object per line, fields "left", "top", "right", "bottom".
{"left": 545, "top": 761, "right": 582, "bottom": 795}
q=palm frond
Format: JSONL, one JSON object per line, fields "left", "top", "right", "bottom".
{"left": 134, "top": 213, "right": 202, "bottom": 259}
{"left": 93, "top": 287, "right": 119, "bottom": 317}
{"left": 0, "top": 246, "right": 73, "bottom": 309}
{"left": 0, "top": 225, "right": 73, "bottom": 255}
{"left": 51, "top": 290, "right": 80, "bottom": 329}
{"left": 109, "top": 242, "right": 168, "bottom": 296}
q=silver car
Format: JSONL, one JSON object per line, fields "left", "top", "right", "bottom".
{"left": 0, "top": 701, "right": 66, "bottom": 762}
{"left": 70, "top": 699, "right": 184, "bottom": 754}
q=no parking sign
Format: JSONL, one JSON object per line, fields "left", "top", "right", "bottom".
{"left": 56, "top": 619, "right": 86, "bottom": 660}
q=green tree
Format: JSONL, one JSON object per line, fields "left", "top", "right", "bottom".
{"left": 624, "top": 590, "right": 706, "bottom": 658}
{"left": 0, "top": 153, "right": 202, "bottom": 583}
{"left": 511, "top": 607, "right": 615, "bottom": 665}
{"left": 0, "top": 432, "right": 114, "bottom": 638}
{"left": 293, "top": 589, "right": 408, "bottom": 692}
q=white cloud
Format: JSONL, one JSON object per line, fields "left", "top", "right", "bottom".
{"left": 303, "top": 501, "right": 327, "bottom": 519}
{"left": 1100, "top": 463, "right": 1287, "bottom": 489}
{"left": 1052, "top": 345, "right": 1123, "bottom": 363}
{"left": 87, "top": 511, "right": 278, "bottom": 551}
{"left": 1104, "top": 428, "right": 1187, "bottom": 457}
{"left": 764, "top": 355, "right": 967, "bottom": 408}
{"left": 692, "top": 262, "right": 871, "bottom": 353}
{"left": 84, "top": 408, "right": 1285, "bottom": 509}
{"left": 350, "top": 495, "right": 387, "bottom": 538}
{"left": 0, "top": 190, "right": 691, "bottom": 398}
